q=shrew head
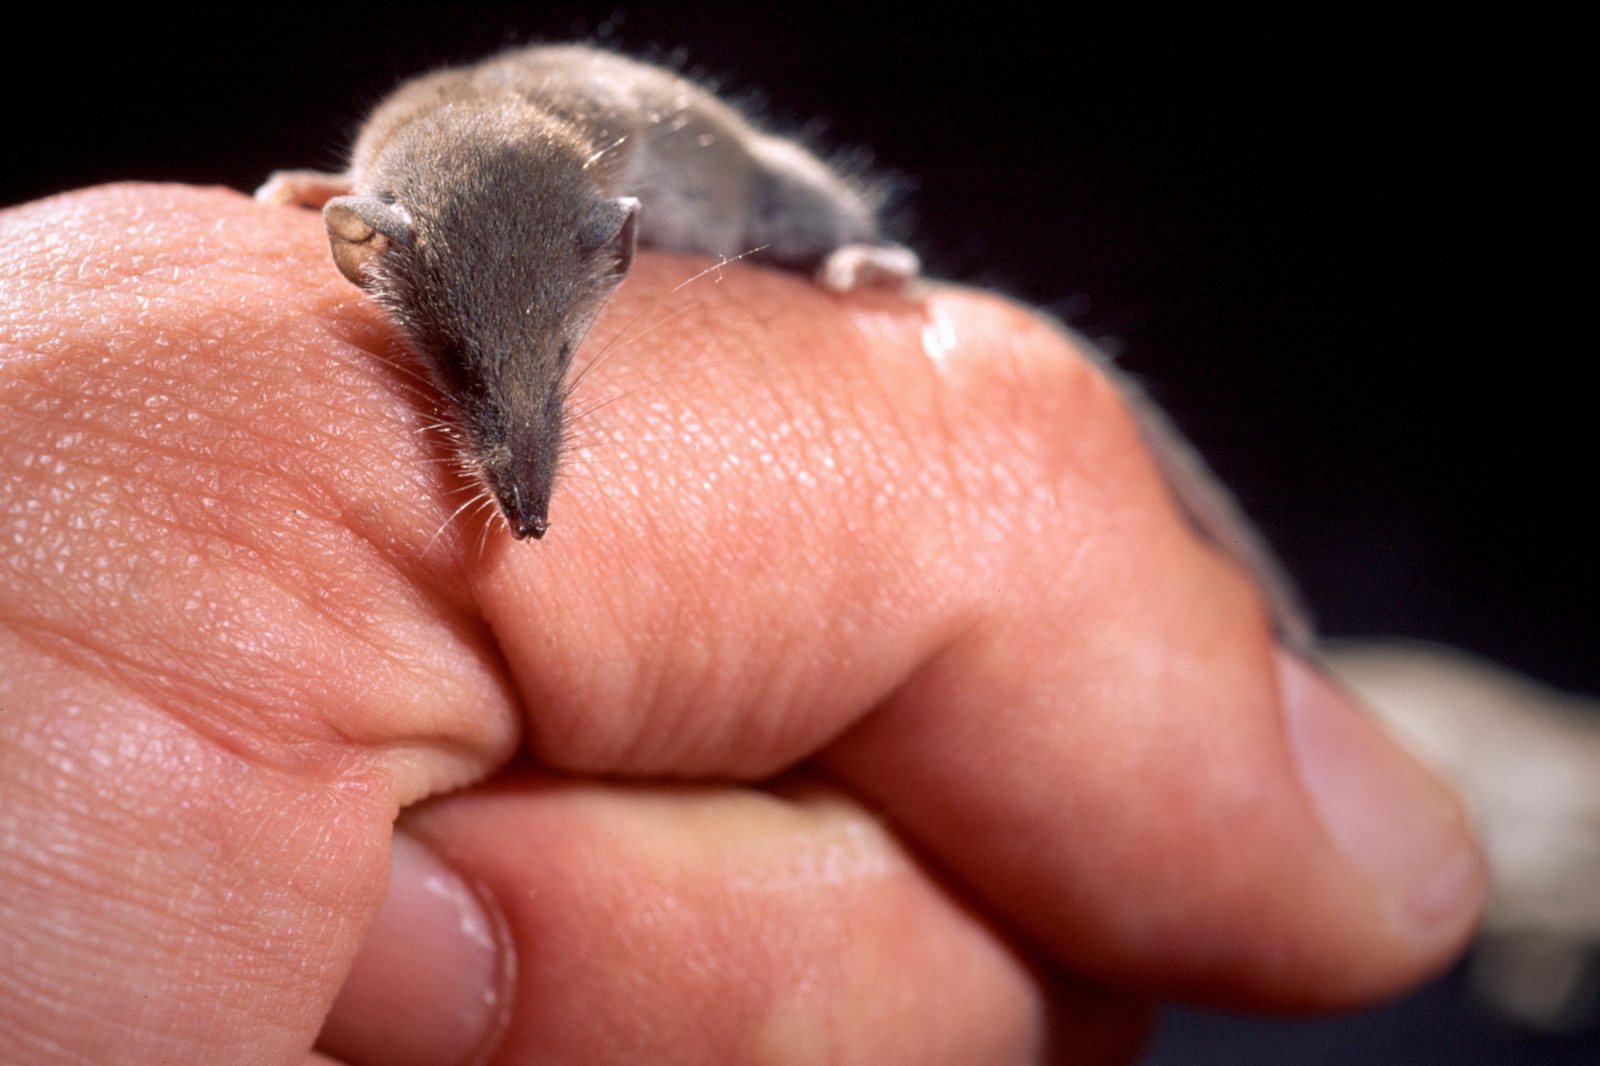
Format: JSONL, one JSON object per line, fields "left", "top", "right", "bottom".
{"left": 324, "top": 105, "right": 638, "bottom": 539}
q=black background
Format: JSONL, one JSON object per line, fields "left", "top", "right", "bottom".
{"left": 4, "top": 7, "right": 1590, "bottom": 1062}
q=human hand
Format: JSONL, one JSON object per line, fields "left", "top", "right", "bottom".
{"left": 0, "top": 184, "right": 1485, "bottom": 1065}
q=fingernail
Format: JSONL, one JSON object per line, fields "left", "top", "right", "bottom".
{"left": 318, "top": 832, "right": 509, "bottom": 1066}
{"left": 1279, "top": 648, "right": 1487, "bottom": 945}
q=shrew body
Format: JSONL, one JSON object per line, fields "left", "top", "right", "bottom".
{"left": 257, "top": 44, "right": 917, "bottom": 538}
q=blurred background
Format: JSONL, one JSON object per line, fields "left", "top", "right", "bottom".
{"left": 4, "top": 6, "right": 1589, "bottom": 1062}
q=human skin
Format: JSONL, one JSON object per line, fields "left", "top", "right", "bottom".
{"left": 0, "top": 184, "right": 1485, "bottom": 1065}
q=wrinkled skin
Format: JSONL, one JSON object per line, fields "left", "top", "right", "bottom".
{"left": 0, "top": 185, "right": 1485, "bottom": 1066}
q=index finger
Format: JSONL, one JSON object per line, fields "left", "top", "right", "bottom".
{"left": 456, "top": 222, "right": 1487, "bottom": 1008}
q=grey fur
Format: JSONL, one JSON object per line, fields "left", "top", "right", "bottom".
{"left": 257, "top": 44, "right": 917, "bottom": 538}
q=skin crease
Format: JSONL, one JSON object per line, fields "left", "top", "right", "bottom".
{"left": 0, "top": 184, "right": 1485, "bottom": 1065}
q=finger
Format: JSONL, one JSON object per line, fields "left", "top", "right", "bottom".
{"left": 0, "top": 185, "right": 520, "bottom": 1062}
{"left": 461, "top": 243, "right": 1487, "bottom": 1004}
{"left": 783, "top": 287, "right": 1485, "bottom": 1005}
{"left": 319, "top": 776, "right": 1149, "bottom": 1066}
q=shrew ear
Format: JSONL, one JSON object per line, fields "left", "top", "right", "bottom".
{"left": 323, "top": 197, "right": 417, "bottom": 287}
{"left": 578, "top": 197, "right": 640, "bottom": 281}
{"left": 554, "top": 200, "right": 641, "bottom": 365}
